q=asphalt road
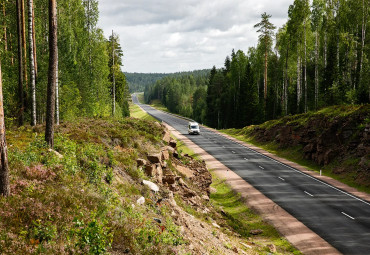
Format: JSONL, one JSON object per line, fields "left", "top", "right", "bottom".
{"left": 132, "top": 94, "right": 370, "bottom": 255}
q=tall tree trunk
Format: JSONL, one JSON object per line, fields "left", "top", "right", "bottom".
{"left": 315, "top": 30, "right": 319, "bottom": 110}
{"left": 0, "top": 59, "right": 10, "bottom": 196}
{"left": 16, "top": 0, "right": 24, "bottom": 126}
{"left": 264, "top": 41, "right": 268, "bottom": 101}
{"left": 304, "top": 19, "right": 307, "bottom": 113}
{"left": 32, "top": 0, "right": 37, "bottom": 77}
{"left": 28, "top": 0, "right": 36, "bottom": 126}
{"left": 2, "top": 3, "right": 7, "bottom": 51}
{"left": 324, "top": 31, "right": 327, "bottom": 68}
{"left": 45, "top": 0, "right": 57, "bottom": 148}
{"left": 20, "top": 0, "right": 28, "bottom": 85}
{"left": 284, "top": 38, "right": 289, "bottom": 116}
{"left": 359, "top": 0, "right": 368, "bottom": 88}
{"left": 56, "top": 50, "right": 59, "bottom": 125}
{"left": 297, "top": 44, "right": 301, "bottom": 109}
{"left": 112, "top": 30, "right": 116, "bottom": 116}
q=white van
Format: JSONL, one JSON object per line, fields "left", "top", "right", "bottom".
{"left": 188, "top": 122, "right": 200, "bottom": 135}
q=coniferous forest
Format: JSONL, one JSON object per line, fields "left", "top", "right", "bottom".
{"left": 145, "top": 0, "right": 370, "bottom": 129}
{"left": 0, "top": 0, "right": 130, "bottom": 126}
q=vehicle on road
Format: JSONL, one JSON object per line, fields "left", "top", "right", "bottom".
{"left": 188, "top": 122, "right": 200, "bottom": 135}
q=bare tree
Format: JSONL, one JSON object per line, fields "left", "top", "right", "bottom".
{"left": 45, "top": 0, "right": 58, "bottom": 148}
{"left": 28, "top": 0, "right": 36, "bottom": 126}
{"left": 16, "top": 0, "right": 24, "bottom": 126}
{"left": 0, "top": 59, "right": 10, "bottom": 196}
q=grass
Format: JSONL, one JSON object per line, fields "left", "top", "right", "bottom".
{"left": 1, "top": 118, "right": 185, "bottom": 254}
{"left": 210, "top": 175, "right": 301, "bottom": 255}
{"left": 129, "top": 102, "right": 158, "bottom": 122}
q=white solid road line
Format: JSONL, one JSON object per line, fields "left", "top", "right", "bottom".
{"left": 341, "top": 212, "right": 355, "bottom": 220}
{"left": 278, "top": 177, "right": 285, "bottom": 181}
{"left": 304, "top": 191, "right": 314, "bottom": 197}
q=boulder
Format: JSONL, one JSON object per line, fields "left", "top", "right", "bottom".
{"left": 136, "top": 196, "right": 145, "bottom": 205}
{"left": 201, "top": 194, "right": 210, "bottom": 201}
{"left": 136, "top": 158, "right": 147, "bottom": 167}
{"left": 161, "top": 150, "right": 170, "bottom": 161}
{"left": 166, "top": 146, "right": 175, "bottom": 153}
{"left": 145, "top": 164, "right": 156, "bottom": 177}
{"left": 162, "top": 130, "right": 171, "bottom": 143}
{"left": 183, "top": 187, "right": 197, "bottom": 198}
{"left": 48, "top": 149, "right": 63, "bottom": 159}
{"left": 162, "top": 175, "right": 176, "bottom": 185}
{"left": 250, "top": 229, "right": 263, "bottom": 235}
{"left": 142, "top": 180, "right": 159, "bottom": 192}
{"left": 175, "top": 164, "right": 194, "bottom": 178}
{"left": 155, "top": 164, "right": 163, "bottom": 183}
{"left": 267, "top": 244, "right": 277, "bottom": 253}
{"left": 147, "top": 153, "right": 162, "bottom": 163}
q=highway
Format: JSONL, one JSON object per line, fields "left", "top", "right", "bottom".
{"left": 132, "top": 94, "right": 370, "bottom": 255}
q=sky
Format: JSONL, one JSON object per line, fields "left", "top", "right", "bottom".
{"left": 97, "top": 0, "right": 293, "bottom": 73}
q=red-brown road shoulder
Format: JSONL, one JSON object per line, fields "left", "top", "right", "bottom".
{"left": 163, "top": 123, "right": 342, "bottom": 255}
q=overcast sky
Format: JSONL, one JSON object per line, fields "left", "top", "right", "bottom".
{"left": 97, "top": 0, "right": 292, "bottom": 73}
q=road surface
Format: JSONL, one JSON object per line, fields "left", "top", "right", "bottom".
{"left": 132, "top": 94, "right": 370, "bottom": 255}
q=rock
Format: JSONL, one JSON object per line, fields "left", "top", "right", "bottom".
{"left": 267, "top": 244, "right": 277, "bottom": 253}
{"left": 155, "top": 164, "right": 163, "bottom": 183}
{"left": 162, "top": 175, "right": 176, "bottom": 185}
{"left": 161, "top": 161, "right": 167, "bottom": 168}
{"left": 202, "top": 194, "right": 210, "bottom": 201}
{"left": 162, "top": 130, "right": 171, "bottom": 143}
{"left": 303, "top": 143, "right": 315, "bottom": 153}
{"left": 240, "top": 242, "right": 252, "bottom": 249}
{"left": 161, "top": 150, "right": 170, "bottom": 161}
{"left": 168, "top": 192, "right": 177, "bottom": 206}
{"left": 178, "top": 178, "right": 189, "bottom": 188}
{"left": 175, "top": 164, "right": 194, "bottom": 178}
{"left": 250, "top": 229, "right": 263, "bottom": 235}
{"left": 183, "top": 188, "right": 197, "bottom": 198}
{"left": 48, "top": 149, "right": 63, "bottom": 159}
{"left": 147, "top": 153, "right": 162, "bottom": 163}
{"left": 154, "top": 122, "right": 161, "bottom": 128}
{"left": 153, "top": 218, "right": 162, "bottom": 224}
{"left": 142, "top": 180, "right": 159, "bottom": 192}
{"left": 169, "top": 139, "right": 177, "bottom": 148}
{"left": 136, "top": 158, "right": 147, "bottom": 167}
{"left": 136, "top": 196, "right": 145, "bottom": 205}
{"left": 232, "top": 247, "right": 239, "bottom": 253}
{"left": 324, "top": 149, "right": 336, "bottom": 165}
{"left": 212, "top": 222, "right": 221, "bottom": 228}
{"left": 145, "top": 164, "right": 156, "bottom": 177}
{"left": 166, "top": 146, "right": 175, "bottom": 153}
{"left": 210, "top": 187, "right": 217, "bottom": 193}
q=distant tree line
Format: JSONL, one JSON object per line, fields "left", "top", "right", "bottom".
{"left": 144, "top": 70, "right": 209, "bottom": 123}
{"left": 0, "top": 0, "right": 130, "bottom": 126}
{"left": 146, "top": 0, "right": 370, "bottom": 129}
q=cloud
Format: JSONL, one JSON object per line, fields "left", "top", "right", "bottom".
{"left": 98, "top": 0, "right": 292, "bottom": 73}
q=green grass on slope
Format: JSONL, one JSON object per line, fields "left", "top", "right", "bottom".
{"left": 129, "top": 102, "right": 158, "bottom": 122}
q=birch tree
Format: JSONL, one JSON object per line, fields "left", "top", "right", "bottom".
{"left": 28, "top": 0, "right": 36, "bottom": 126}
{"left": 0, "top": 59, "right": 10, "bottom": 196}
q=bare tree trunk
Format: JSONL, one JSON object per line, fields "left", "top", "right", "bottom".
{"left": 56, "top": 50, "right": 59, "bottom": 125}
{"left": 2, "top": 3, "right": 7, "bottom": 51}
{"left": 16, "top": 0, "right": 24, "bottom": 126}
{"left": 297, "top": 45, "right": 301, "bottom": 109}
{"left": 0, "top": 60, "right": 10, "bottom": 196}
{"left": 45, "top": 0, "right": 57, "bottom": 148}
{"left": 32, "top": 0, "right": 37, "bottom": 77}
{"left": 112, "top": 30, "right": 115, "bottom": 116}
{"left": 264, "top": 40, "right": 268, "bottom": 101}
{"left": 28, "top": 0, "right": 36, "bottom": 126}
{"left": 304, "top": 19, "right": 307, "bottom": 113}
{"left": 359, "top": 0, "right": 368, "bottom": 87}
{"left": 20, "top": 0, "right": 28, "bottom": 85}
{"left": 324, "top": 31, "right": 327, "bottom": 68}
{"left": 315, "top": 30, "right": 319, "bottom": 110}
{"left": 284, "top": 38, "right": 289, "bottom": 116}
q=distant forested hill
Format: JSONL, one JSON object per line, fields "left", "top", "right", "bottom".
{"left": 126, "top": 69, "right": 210, "bottom": 92}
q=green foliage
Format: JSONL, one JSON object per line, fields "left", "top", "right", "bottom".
{"left": 71, "top": 214, "right": 112, "bottom": 255}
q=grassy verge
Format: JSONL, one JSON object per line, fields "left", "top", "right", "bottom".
{"left": 210, "top": 174, "right": 301, "bottom": 254}
{"left": 129, "top": 102, "right": 158, "bottom": 122}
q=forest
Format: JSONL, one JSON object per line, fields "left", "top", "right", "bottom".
{"left": 0, "top": 0, "right": 130, "bottom": 126}
{"left": 144, "top": 69, "right": 210, "bottom": 123}
{"left": 145, "top": 0, "right": 370, "bottom": 129}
